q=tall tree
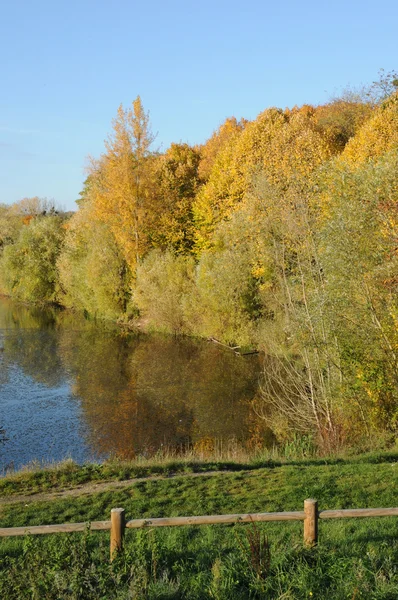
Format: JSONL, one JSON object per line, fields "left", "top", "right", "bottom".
{"left": 89, "top": 97, "right": 155, "bottom": 273}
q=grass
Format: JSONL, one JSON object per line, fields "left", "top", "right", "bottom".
{"left": 1, "top": 446, "right": 398, "bottom": 497}
{"left": 0, "top": 452, "right": 397, "bottom": 598}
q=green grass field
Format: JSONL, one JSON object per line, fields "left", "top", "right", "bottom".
{"left": 1, "top": 452, "right": 397, "bottom": 598}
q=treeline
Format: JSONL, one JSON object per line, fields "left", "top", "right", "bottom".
{"left": 1, "top": 72, "right": 398, "bottom": 449}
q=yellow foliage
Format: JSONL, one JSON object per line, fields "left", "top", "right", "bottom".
{"left": 193, "top": 106, "right": 332, "bottom": 251}
{"left": 340, "top": 92, "right": 398, "bottom": 166}
{"left": 314, "top": 100, "right": 373, "bottom": 153}
{"left": 152, "top": 143, "right": 201, "bottom": 253}
{"left": 89, "top": 98, "right": 156, "bottom": 273}
{"left": 197, "top": 116, "right": 246, "bottom": 181}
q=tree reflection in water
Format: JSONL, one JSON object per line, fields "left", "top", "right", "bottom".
{"left": 0, "top": 296, "right": 269, "bottom": 467}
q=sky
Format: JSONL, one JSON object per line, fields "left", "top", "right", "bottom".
{"left": 1, "top": 0, "right": 397, "bottom": 211}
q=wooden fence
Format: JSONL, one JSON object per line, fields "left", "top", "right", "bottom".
{"left": 1, "top": 499, "right": 397, "bottom": 561}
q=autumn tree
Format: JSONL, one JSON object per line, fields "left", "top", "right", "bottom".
{"left": 152, "top": 143, "right": 201, "bottom": 254}
{"left": 339, "top": 92, "right": 398, "bottom": 166}
{"left": 193, "top": 106, "right": 332, "bottom": 252}
{"left": 0, "top": 197, "right": 62, "bottom": 254}
{"left": 314, "top": 100, "right": 373, "bottom": 152}
{"left": 197, "top": 116, "right": 246, "bottom": 181}
{"left": 89, "top": 97, "right": 156, "bottom": 273}
{"left": 9, "top": 196, "right": 59, "bottom": 217}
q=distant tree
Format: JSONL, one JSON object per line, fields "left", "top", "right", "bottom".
{"left": 10, "top": 196, "right": 59, "bottom": 217}
{"left": 366, "top": 68, "right": 398, "bottom": 105}
{"left": 330, "top": 68, "right": 398, "bottom": 107}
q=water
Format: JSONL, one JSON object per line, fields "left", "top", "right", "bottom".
{"left": 0, "top": 296, "right": 267, "bottom": 471}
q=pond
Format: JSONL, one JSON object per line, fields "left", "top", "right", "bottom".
{"left": 0, "top": 296, "right": 268, "bottom": 472}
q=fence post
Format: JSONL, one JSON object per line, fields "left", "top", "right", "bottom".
{"left": 110, "top": 507, "right": 125, "bottom": 561}
{"left": 304, "top": 498, "right": 318, "bottom": 546}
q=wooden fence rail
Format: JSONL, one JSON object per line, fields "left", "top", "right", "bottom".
{"left": 0, "top": 500, "right": 397, "bottom": 561}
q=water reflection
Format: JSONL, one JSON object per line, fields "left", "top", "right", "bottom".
{"left": 0, "top": 296, "right": 267, "bottom": 470}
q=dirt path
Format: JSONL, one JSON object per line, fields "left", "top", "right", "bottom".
{"left": 0, "top": 470, "right": 238, "bottom": 506}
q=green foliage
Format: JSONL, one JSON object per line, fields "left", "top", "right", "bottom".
{"left": 0, "top": 215, "right": 65, "bottom": 303}
{"left": 191, "top": 211, "right": 266, "bottom": 346}
{"left": 134, "top": 249, "right": 195, "bottom": 334}
{"left": 244, "top": 175, "right": 343, "bottom": 447}
{"left": 0, "top": 204, "right": 24, "bottom": 251}
{"left": 320, "top": 150, "right": 398, "bottom": 432}
{"left": 58, "top": 203, "right": 132, "bottom": 319}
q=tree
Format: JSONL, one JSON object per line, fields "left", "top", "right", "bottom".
{"left": 340, "top": 92, "right": 398, "bottom": 166}
{"left": 89, "top": 97, "right": 156, "bottom": 273}
{"left": 314, "top": 100, "right": 373, "bottom": 152}
{"left": 0, "top": 204, "right": 23, "bottom": 251}
{"left": 9, "top": 196, "right": 59, "bottom": 217}
{"left": 0, "top": 215, "right": 65, "bottom": 304}
{"left": 134, "top": 249, "right": 195, "bottom": 334}
{"left": 151, "top": 143, "right": 201, "bottom": 254}
{"left": 320, "top": 151, "right": 398, "bottom": 433}
{"left": 197, "top": 116, "right": 246, "bottom": 181}
{"left": 57, "top": 200, "right": 132, "bottom": 319}
{"left": 246, "top": 177, "right": 341, "bottom": 448}
{"left": 365, "top": 68, "right": 398, "bottom": 105}
{"left": 193, "top": 106, "right": 332, "bottom": 252}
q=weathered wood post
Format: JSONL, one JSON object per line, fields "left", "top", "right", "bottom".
{"left": 110, "top": 508, "right": 125, "bottom": 561}
{"left": 304, "top": 498, "right": 318, "bottom": 546}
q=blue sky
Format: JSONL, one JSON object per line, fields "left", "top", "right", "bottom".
{"left": 1, "top": 0, "right": 397, "bottom": 211}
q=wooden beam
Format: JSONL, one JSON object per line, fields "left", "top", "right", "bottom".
{"left": 0, "top": 521, "right": 111, "bottom": 537}
{"left": 126, "top": 511, "right": 305, "bottom": 529}
{"left": 320, "top": 507, "right": 398, "bottom": 519}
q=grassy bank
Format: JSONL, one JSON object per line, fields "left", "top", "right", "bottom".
{"left": 1, "top": 452, "right": 398, "bottom": 598}
{"left": 1, "top": 447, "right": 398, "bottom": 496}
